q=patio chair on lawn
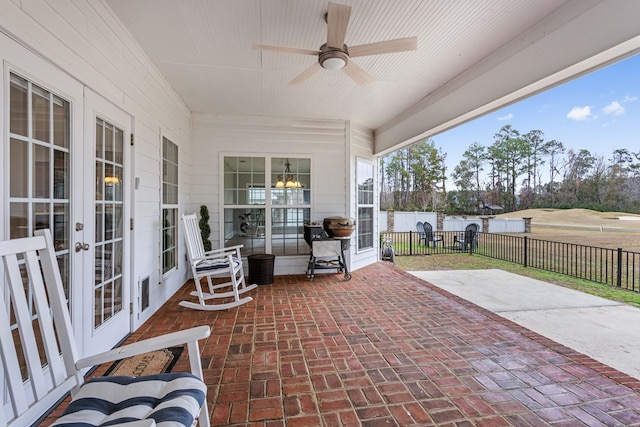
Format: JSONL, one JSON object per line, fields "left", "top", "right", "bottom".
{"left": 0, "top": 229, "right": 211, "bottom": 427}
{"left": 416, "top": 221, "right": 426, "bottom": 245}
{"left": 181, "top": 213, "right": 257, "bottom": 311}
{"left": 423, "top": 222, "right": 444, "bottom": 248}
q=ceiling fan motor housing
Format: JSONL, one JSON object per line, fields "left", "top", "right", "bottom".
{"left": 319, "top": 43, "right": 349, "bottom": 70}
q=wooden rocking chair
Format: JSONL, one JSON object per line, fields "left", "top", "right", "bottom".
{"left": 0, "top": 229, "right": 210, "bottom": 427}
{"left": 180, "top": 213, "right": 257, "bottom": 311}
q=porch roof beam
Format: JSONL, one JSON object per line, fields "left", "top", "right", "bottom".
{"left": 374, "top": 0, "right": 640, "bottom": 156}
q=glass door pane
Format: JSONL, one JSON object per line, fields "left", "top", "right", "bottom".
{"left": 223, "top": 157, "right": 266, "bottom": 254}
{"left": 8, "top": 73, "right": 71, "bottom": 296}
{"left": 7, "top": 72, "right": 72, "bottom": 385}
{"left": 271, "top": 158, "right": 311, "bottom": 255}
{"left": 94, "top": 118, "right": 125, "bottom": 328}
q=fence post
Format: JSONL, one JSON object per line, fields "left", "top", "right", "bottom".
{"left": 617, "top": 248, "right": 622, "bottom": 287}
{"left": 523, "top": 236, "right": 528, "bottom": 268}
{"left": 409, "top": 230, "right": 413, "bottom": 256}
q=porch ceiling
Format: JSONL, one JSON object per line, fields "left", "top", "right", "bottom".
{"left": 104, "top": 0, "right": 640, "bottom": 154}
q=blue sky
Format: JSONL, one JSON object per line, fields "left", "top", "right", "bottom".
{"left": 431, "top": 53, "right": 640, "bottom": 187}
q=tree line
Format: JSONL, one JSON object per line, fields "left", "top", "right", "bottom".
{"left": 380, "top": 125, "right": 640, "bottom": 214}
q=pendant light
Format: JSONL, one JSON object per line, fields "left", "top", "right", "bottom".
{"left": 275, "top": 159, "right": 302, "bottom": 188}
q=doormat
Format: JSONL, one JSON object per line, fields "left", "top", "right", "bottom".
{"left": 103, "top": 347, "right": 183, "bottom": 377}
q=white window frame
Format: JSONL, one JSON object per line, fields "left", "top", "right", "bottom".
{"left": 161, "top": 136, "right": 179, "bottom": 275}
{"left": 356, "top": 157, "right": 375, "bottom": 252}
{"left": 222, "top": 155, "right": 312, "bottom": 256}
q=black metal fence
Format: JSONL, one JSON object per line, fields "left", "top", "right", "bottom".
{"left": 380, "top": 231, "right": 640, "bottom": 292}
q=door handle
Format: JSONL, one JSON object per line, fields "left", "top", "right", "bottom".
{"left": 75, "top": 242, "right": 90, "bottom": 252}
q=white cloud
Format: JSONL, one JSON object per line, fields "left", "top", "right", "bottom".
{"left": 602, "top": 101, "right": 625, "bottom": 116}
{"left": 567, "top": 106, "right": 592, "bottom": 121}
{"left": 497, "top": 113, "right": 513, "bottom": 121}
{"left": 622, "top": 95, "right": 638, "bottom": 103}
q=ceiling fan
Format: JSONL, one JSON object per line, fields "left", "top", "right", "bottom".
{"left": 253, "top": 2, "right": 418, "bottom": 86}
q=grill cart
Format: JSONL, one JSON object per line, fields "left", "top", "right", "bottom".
{"left": 303, "top": 218, "right": 354, "bottom": 281}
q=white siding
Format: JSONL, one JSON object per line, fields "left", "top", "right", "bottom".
{"left": 191, "top": 113, "right": 354, "bottom": 275}
{"left": 0, "top": 0, "right": 192, "bottom": 327}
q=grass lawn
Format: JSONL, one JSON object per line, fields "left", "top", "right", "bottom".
{"left": 394, "top": 253, "right": 640, "bottom": 308}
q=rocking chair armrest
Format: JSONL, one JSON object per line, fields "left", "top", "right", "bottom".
{"left": 195, "top": 247, "right": 243, "bottom": 263}
{"left": 203, "top": 244, "right": 243, "bottom": 256}
{"left": 192, "top": 251, "right": 236, "bottom": 264}
{"left": 75, "top": 325, "right": 211, "bottom": 369}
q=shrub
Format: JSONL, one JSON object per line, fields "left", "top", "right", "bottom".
{"left": 199, "top": 205, "right": 212, "bottom": 251}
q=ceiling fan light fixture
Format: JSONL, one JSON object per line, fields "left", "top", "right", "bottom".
{"left": 319, "top": 46, "right": 348, "bottom": 70}
{"left": 321, "top": 56, "right": 346, "bottom": 70}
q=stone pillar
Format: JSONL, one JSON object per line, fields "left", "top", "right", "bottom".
{"left": 387, "top": 210, "right": 395, "bottom": 232}
{"left": 523, "top": 217, "right": 532, "bottom": 233}
{"left": 436, "top": 211, "right": 444, "bottom": 230}
{"left": 481, "top": 216, "right": 490, "bottom": 233}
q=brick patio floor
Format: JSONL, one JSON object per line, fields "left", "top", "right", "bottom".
{"left": 44, "top": 262, "right": 640, "bottom": 426}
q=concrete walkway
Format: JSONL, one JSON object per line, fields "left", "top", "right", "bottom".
{"left": 409, "top": 269, "right": 640, "bottom": 380}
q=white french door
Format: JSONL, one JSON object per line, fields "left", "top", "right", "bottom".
{"left": 3, "top": 35, "right": 132, "bottom": 359}
{"left": 82, "top": 89, "right": 132, "bottom": 356}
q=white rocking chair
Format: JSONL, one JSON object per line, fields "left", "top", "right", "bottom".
{"left": 0, "top": 229, "right": 210, "bottom": 427}
{"left": 180, "top": 213, "right": 257, "bottom": 311}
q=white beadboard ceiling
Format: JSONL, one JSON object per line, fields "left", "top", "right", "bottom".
{"left": 104, "top": 0, "right": 640, "bottom": 150}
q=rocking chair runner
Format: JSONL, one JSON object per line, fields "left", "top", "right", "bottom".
{"left": 180, "top": 213, "right": 257, "bottom": 311}
{"left": 0, "top": 229, "right": 210, "bottom": 427}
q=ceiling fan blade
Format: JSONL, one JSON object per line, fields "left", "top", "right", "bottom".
{"left": 342, "top": 60, "right": 374, "bottom": 86}
{"left": 288, "top": 62, "right": 323, "bottom": 85}
{"left": 326, "top": 2, "right": 351, "bottom": 48}
{"left": 349, "top": 37, "right": 418, "bottom": 58}
{"left": 253, "top": 44, "right": 320, "bottom": 56}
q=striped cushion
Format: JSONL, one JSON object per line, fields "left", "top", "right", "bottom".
{"left": 51, "top": 373, "right": 206, "bottom": 427}
{"left": 195, "top": 257, "right": 240, "bottom": 272}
